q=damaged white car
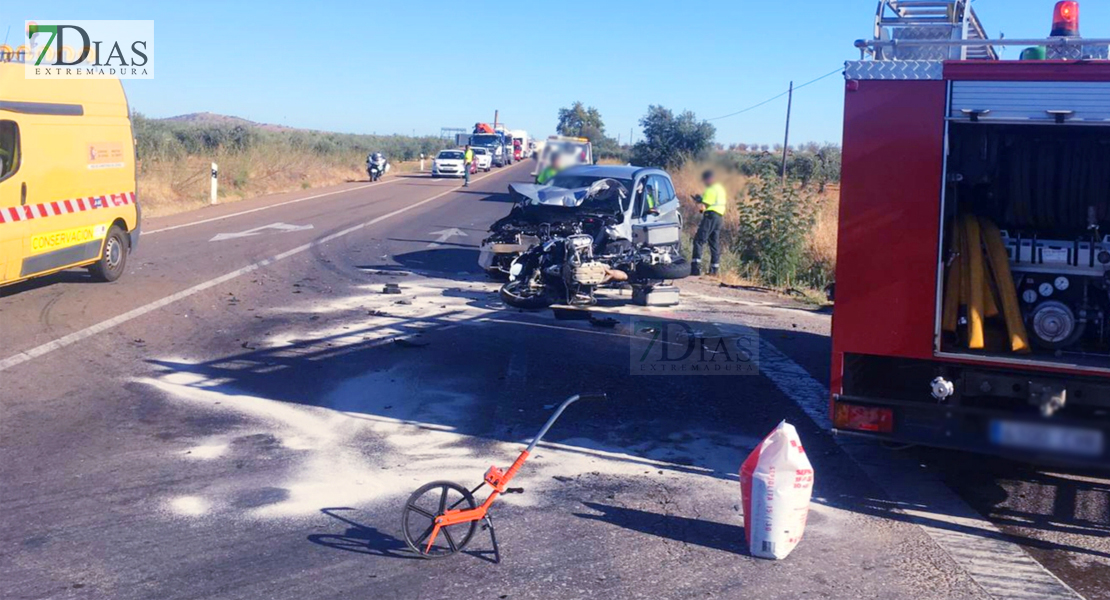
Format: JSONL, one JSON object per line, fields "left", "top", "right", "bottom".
{"left": 480, "top": 165, "right": 690, "bottom": 307}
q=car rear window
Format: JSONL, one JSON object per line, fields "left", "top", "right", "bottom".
{"left": 438, "top": 151, "right": 464, "bottom": 160}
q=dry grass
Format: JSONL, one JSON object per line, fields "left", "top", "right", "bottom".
{"left": 138, "top": 148, "right": 427, "bottom": 217}
{"left": 672, "top": 161, "right": 839, "bottom": 295}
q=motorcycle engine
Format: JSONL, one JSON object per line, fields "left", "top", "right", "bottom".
{"left": 565, "top": 233, "right": 609, "bottom": 286}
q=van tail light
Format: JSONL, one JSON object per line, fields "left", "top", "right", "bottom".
{"left": 1051, "top": 1, "right": 1080, "bottom": 37}
{"left": 833, "top": 402, "right": 894, "bottom": 433}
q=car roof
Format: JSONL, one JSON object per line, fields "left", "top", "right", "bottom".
{"left": 558, "top": 165, "right": 668, "bottom": 180}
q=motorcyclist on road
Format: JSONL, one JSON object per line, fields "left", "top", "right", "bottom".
{"left": 367, "top": 152, "right": 387, "bottom": 181}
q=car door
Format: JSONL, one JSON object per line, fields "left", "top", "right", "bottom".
{"left": 0, "top": 118, "right": 26, "bottom": 282}
{"left": 634, "top": 175, "right": 671, "bottom": 225}
{"left": 652, "top": 175, "right": 680, "bottom": 226}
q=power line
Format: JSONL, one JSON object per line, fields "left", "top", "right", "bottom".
{"left": 706, "top": 66, "right": 844, "bottom": 122}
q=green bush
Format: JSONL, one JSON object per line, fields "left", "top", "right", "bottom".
{"left": 722, "top": 144, "right": 841, "bottom": 191}
{"left": 733, "top": 177, "right": 819, "bottom": 288}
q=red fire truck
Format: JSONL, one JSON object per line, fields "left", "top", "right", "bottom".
{"left": 832, "top": 1, "right": 1110, "bottom": 466}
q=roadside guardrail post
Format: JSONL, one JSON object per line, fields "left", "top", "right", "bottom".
{"left": 210, "top": 162, "right": 218, "bottom": 205}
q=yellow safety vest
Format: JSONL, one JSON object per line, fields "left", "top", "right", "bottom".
{"left": 702, "top": 183, "right": 727, "bottom": 215}
{"left": 464, "top": 149, "right": 474, "bottom": 163}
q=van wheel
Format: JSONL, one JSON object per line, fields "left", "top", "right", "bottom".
{"left": 89, "top": 225, "right": 128, "bottom": 282}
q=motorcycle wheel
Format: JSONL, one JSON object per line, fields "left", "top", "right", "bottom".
{"left": 636, "top": 257, "right": 691, "bottom": 281}
{"left": 500, "top": 281, "right": 555, "bottom": 309}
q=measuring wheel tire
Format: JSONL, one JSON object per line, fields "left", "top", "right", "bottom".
{"left": 88, "top": 225, "right": 129, "bottom": 282}
{"left": 401, "top": 481, "right": 478, "bottom": 559}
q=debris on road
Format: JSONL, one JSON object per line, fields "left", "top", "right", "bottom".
{"left": 382, "top": 283, "right": 402, "bottom": 294}
{"left": 552, "top": 307, "right": 591, "bottom": 321}
{"left": 392, "top": 337, "right": 429, "bottom": 348}
{"left": 589, "top": 316, "right": 619, "bottom": 328}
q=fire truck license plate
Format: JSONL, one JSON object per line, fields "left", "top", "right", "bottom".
{"left": 990, "top": 420, "right": 1104, "bottom": 457}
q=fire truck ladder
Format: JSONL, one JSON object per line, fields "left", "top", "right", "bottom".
{"left": 874, "top": 0, "right": 997, "bottom": 60}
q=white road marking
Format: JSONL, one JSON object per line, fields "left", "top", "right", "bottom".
{"left": 426, "top": 227, "right": 468, "bottom": 248}
{"left": 0, "top": 170, "right": 507, "bottom": 373}
{"left": 144, "top": 182, "right": 381, "bottom": 235}
{"left": 209, "top": 222, "right": 314, "bottom": 242}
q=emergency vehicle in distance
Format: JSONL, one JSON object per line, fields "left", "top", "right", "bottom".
{"left": 832, "top": 0, "right": 1110, "bottom": 467}
{"left": 0, "top": 60, "right": 139, "bottom": 286}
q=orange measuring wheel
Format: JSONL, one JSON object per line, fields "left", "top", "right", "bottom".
{"left": 400, "top": 393, "right": 606, "bottom": 562}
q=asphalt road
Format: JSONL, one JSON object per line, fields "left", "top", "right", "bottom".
{"left": 1, "top": 163, "right": 1106, "bottom": 600}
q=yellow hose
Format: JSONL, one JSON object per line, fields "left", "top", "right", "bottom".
{"left": 963, "top": 215, "right": 986, "bottom": 349}
{"left": 979, "top": 218, "right": 1031, "bottom": 353}
{"left": 983, "top": 261, "right": 1001, "bottom": 319}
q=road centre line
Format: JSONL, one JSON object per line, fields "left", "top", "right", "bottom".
{"left": 0, "top": 170, "right": 505, "bottom": 373}
{"left": 146, "top": 162, "right": 501, "bottom": 236}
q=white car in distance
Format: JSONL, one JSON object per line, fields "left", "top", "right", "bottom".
{"left": 432, "top": 149, "right": 467, "bottom": 178}
{"left": 471, "top": 147, "right": 492, "bottom": 172}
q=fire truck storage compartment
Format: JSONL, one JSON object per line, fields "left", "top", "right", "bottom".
{"left": 940, "top": 120, "right": 1110, "bottom": 369}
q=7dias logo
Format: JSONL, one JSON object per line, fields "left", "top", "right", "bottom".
{"left": 25, "top": 20, "right": 153, "bottom": 79}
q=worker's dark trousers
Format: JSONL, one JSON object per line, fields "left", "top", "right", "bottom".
{"left": 464, "top": 164, "right": 471, "bottom": 187}
{"left": 691, "top": 212, "right": 722, "bottom": 271}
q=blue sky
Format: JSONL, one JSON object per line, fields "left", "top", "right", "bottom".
{"left": 6, "top": 1, "right": 1110, "bottom": 145}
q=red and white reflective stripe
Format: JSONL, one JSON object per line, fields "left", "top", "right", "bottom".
{"left": 0, "top": 191, "right": 135, "bottom": 225}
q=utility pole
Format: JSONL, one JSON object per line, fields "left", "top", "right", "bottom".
{"left": 781, "top": 80, "right": 793, "bottom": 185}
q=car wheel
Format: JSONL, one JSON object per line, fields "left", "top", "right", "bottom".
{"left": 89, "top": 225, "right": 129, "bottom": 282}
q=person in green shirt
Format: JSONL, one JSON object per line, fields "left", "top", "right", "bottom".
{"left": 463, "top": 145, "right": 474, "bottom": 187}
{"left": 691, "top": 170, "right": 727, "bottom": 276}
{"left": 536, "top": 154, "right": 562, "bottom": 185}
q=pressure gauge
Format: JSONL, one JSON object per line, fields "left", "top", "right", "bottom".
{"left": 1022, "top": 289, "right": 1039, "bottom": 304}
{"left": 1038, "top": 282, "right": 1055, "bottom": 297}
{"left": 1054, "top": 276, "right": 1070, "bottom": 291}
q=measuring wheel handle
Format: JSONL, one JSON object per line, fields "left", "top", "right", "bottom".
{"left": 400, "top": 393, "right": 605, "bottom": 561}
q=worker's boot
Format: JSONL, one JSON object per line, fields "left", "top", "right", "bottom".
{"left": 690, "top": 261, "right": 701, "bottom": 277}
{"left": 709, "top": 265, "right": 720, "bottom": 276}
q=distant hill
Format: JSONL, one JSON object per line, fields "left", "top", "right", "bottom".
{"left": 159, "top": 112, "right": 293, "bottom": 132}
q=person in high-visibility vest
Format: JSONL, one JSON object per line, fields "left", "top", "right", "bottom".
{"left": 691, "top": 170, "right": 727, "bottom": 276}
{"left": 463, "top": 145, "right": 474, "bottom": 187}
{"left": 536, "top": 153, "right": 563, "bottom": 185}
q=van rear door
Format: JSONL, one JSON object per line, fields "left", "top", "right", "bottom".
{"left": 0, "top": 118, "right": 24, "bottom": 282}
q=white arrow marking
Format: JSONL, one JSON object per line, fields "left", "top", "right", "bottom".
{"left": 426, "top": 227, "right": 469, "bottom": 248}
{"left": 209, "top": 222, "right": 314, "bottom": 242}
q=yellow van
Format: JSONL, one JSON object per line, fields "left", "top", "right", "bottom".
{"left": 0, "top": 61, "right": 139, "bottom": 286}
